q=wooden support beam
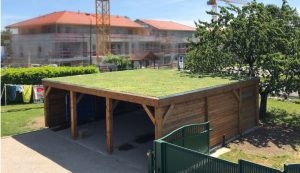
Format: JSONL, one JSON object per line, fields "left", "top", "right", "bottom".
{"left": 70, "top": 91, "right": 78, "bottom": 139}
{"left": 154, "top": 107, "right": 163, "bottom": 139}
{"left": 255, "top": 84, "right": 260, "bottom": 125}
{"left": 44, "top": 86, "right": 52, "bottom": 98}
{"left": 142, "top": 104, "right": 155, "bottom": 124}
{"left": 112, "top": 100, "right": 119, "bottom": 111}
{"left": 44, "top": 86, "right": 49, "bottom": 127}
{"left": 204, "top": 96, "right": 208, "bottom": 122}
{"left": 106, "top": 97, "right": 113, "bottom": 154}
{"left": 237, "top": 89, "right": 242, "bottom": 134}
{"left": 232, "top": 90, "right": 240, "bottom": 102}
{"left": 162, "top": 104, "right": 175, "bottom": 124}
{"left": 76, "top": 94, "right": 85, "bottom": 104}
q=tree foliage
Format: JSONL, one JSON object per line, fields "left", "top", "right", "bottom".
{"left": 186, "top": 0, "right": 300, "bottom": 118}
{"left": 103, "top": 54, "right": 131, "bottom": 70}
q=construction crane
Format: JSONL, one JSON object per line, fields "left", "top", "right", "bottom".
{"left": 95, "top": 0, "right": 111, "bottom": 62}
{"left": 207, "top": 0, "right": 247, "bottom": 21}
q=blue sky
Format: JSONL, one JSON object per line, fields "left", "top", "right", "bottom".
{"left": 1, "top": 0, "right": 300, "bottom": 30}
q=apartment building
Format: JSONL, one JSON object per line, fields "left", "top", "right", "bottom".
{"left": 6, "top": 11, "right": 195, "bottom": 67}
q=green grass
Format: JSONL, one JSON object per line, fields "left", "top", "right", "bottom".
{"left": 268, "top": 98, "right": 300, "bottom": 114}
{"left": 45, "top": 69, "right": 239, "bottom": 97}
{"left": 1, "top": 103, "right": 44, "bottom": 136}
{"left": 219, "top": 147, "right": 300, "bottom": 170}
{"left": 266, "top": 98, "right": 300, "bottom": 129}
{"left": 219, "top": 98, "right": 300, "bottom": 170}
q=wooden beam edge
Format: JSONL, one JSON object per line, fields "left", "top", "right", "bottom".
{"left": 142, "top": 104, "right": 155, "bottom": 124}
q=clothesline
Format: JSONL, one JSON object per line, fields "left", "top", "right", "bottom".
{"left": 1, "top": 84, "right": 45, "bottom": 105}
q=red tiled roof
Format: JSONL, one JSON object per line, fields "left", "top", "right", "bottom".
{"left": 138, "top": 19, "right": 195, "bottom": 31}
{"left": 7, "top": 11, "right": 143, "bottom": 28}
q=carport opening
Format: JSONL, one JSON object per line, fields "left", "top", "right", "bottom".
{"left": 50, "top": 92, "right": 155, "bottom": 152}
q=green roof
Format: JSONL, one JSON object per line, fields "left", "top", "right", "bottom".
{"left": 45, "top": 69, "right": 239, "bottom": 97}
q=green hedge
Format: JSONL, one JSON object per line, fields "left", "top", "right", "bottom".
{"left": 1, "top": 66, "right": 99, "bottom": 85}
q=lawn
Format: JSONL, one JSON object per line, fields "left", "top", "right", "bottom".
{"left": 1, "top": 103, "right": 44, "bottom": 136}
{"left": 219, "top": 98, "right": 300, "bottom": 170}
{"left": 45, "top": 69, "right": 239, "bottom": 97}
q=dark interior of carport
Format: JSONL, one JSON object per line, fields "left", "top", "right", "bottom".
{"left": 43, "top": 80, "right": 160, "bottom": 154}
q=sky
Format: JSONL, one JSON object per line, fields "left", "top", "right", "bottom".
{"left": 1, "top": 0, "right": 300, "bottom": 30}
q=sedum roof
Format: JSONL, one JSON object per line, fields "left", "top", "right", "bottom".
{"left": 44, "top": 69, "right": 238, "bottom": 98}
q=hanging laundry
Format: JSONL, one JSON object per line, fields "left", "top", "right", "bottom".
{"left": 6, "top": 85, "right": 17, "bottom": 101}
{"left": 22, "top": 85, "right": 32, "bottom": 103}
{"left": 33, "top": 85, "right": 44, "bottom": 102}
{"left": 16, "top": 85, "right": 24, "bottom": 93}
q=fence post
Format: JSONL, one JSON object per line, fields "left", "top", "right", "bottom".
{"left": 207, "top": 122, "right": 210, "bottom": 154}
{"left": 4, "top": 84, "right": 7, "bottom": 105}
{"left": 147, "top": 149, "right": 154, "bottom": 173}
{"left": 239, "top": 160, "right": 243, "bottom": 173}
{"left": 154, "top": 141, "right": 165, "bottom": 173}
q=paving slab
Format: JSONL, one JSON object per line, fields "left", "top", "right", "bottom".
{"left": 2, "top": 110, "right": 154, "bottom": 173}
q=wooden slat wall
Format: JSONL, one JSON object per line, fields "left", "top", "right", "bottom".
{"left": 47, "top": 89, "right": 67, "bottom": 127}
{"left": 208, "top": 92, "right": 239, "bottom": 146}
{"left": 161, "top": 98, "right": 206, "bottom": 136}
{"left": 240, "top": 86, "right": 257, "bottom": 132}
{"left": 161, "top": 82, "right": 258, "bottom": 147}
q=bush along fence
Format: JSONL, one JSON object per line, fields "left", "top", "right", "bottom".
{"left": 1, "top": 66, "right": 99, "bottom": 105}
{"left": 1, "top": 66, "right": 99, "bottom": 85}
{"left": 147, "top": 122, "right": 300, "bottom": 173}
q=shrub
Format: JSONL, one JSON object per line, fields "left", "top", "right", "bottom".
{"left": 1, "top": 66, "right": 99, "bottom": 85}
{"left": 103, "top": 54, "right": 131, "bottom": 70}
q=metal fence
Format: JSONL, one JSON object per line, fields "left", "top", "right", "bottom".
{"left": 158, "top": 122, "right": 210, "bottom": 154}
{"left": 148, "top": 122, "right": 300, "bottom": 173}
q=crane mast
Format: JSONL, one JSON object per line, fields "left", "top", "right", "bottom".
{"left": 207, "top": 0, "right": 247, "bottom": 21}
{"left": 95, "top": 0, "right": 111, "bottom": 62}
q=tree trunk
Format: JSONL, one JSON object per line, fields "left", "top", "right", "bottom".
{"left": 259, "top": 92, "right": 268, "bottom": 119}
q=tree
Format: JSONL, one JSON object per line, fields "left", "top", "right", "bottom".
{"left": 186, "top": 0, "right": 300, "bottom": 118}
{"left": 103, "top": 54, "right": 131, "bottom": 70}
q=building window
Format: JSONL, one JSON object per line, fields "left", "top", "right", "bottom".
{"left": 65, "top": 27, "right": 71, "bottom": 33}
{"left": 38, "top": 46, "right": 42, "bottom": 53}
{"left": 19, "top": 46, "right": 24, "bottom": 57}
{"left": 164, "top": 56, "right": 171, "bottom": 64}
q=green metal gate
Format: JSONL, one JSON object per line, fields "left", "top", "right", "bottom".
{"left": 148, "top": 122, "right": 211, "bottom": 173}
{"left": 148, "top": 122, "right": 300, "bottom": 173}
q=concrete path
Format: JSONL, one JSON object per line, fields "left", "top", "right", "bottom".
{"left": 1, "top": 129, "right": 147, "bottom": 173}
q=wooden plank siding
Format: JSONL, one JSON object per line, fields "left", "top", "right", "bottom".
{"left": 157, "top": 79, "right": 259, "bottom": 147}
{"left": 43, "top": 78, "right": 259, "bottom": 152}
{"left": 45, "top": 88, "right": 67, "bottom": 127}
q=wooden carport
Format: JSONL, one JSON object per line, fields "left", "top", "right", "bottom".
{"left": 43, "top": 77, "right": 259, "bottom": 154}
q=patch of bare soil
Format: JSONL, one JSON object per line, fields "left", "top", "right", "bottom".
{"left": 26, "top": 116, "right": 45, "bottom": 130}
{"left": 227, "top": 124, "right": 300, "bottom": 157}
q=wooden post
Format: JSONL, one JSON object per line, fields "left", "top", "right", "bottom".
{"left": 154, "top": 107, "right": 163, "bottom": 139}
{"left": 238, "top": 89, "right": 242, "bottom": 134}
{"left": 204, "top": 96, "right": 208, "bottom": 122}
{"left": 44, "top": 86, "right": 49, "bottom": 127}
{"left": 70, "top": 91, "right": 78, "bottom": 139}
{"left": 106, "top": 97, "right": 113, "bottom": 154}
{"left": 255, "top": 83, "right": 260, "bottom": 125}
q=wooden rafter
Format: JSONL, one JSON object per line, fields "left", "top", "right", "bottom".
{"left": 142, "top": 104, "right": 155, "bottom": 124}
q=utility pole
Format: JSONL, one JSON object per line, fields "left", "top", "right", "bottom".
{"left": 90, "top": 19, "right": 92, "bottom": 65}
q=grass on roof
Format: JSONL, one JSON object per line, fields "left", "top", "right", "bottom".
{"left": 45, "top": 69, "right": 240, "bottom": 97}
